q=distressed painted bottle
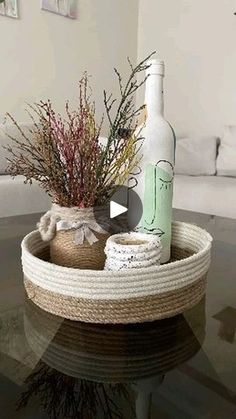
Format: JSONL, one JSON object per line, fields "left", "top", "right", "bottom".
{"left": 140, "top": 59, "right": 175, "bottom": 263}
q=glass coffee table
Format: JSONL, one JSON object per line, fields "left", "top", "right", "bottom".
{"left": 0, "top": 209, "right": 235, "bottom": 418}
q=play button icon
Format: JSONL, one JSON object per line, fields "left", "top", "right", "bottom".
{"left": 109, "top": 185, "right": 143, "bottom": 231}
{"left": 110, "top": 201, "right": 128, "bottom": 219}
{"left": 93, "top": 185, "right": 143, "bottom": 233}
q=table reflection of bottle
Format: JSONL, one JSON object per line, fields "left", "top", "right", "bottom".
{"left": 134, "top": 376, "right": 164, "bottom": 419}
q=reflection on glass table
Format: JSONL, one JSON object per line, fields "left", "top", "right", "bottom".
{"left": 18, "top": 298, "right": 204, "bottom": 419}
{"left": 0, "top": 209, "right": 236, "bottom": 418}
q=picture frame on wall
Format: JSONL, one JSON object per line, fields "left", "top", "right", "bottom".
{"left": 0, "top": 0, "right": 18, "bottom": 18}
{"left": 41, "top": 0, "right": 77, "bottom": 19}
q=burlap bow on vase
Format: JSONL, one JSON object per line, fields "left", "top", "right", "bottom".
{"left": 38, "top": 205, "right": 111, "bottom": 270}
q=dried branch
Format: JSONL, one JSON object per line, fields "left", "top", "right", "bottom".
{"left": 4, "top": 53, "right": 156, "bottom": 208}
{"left": 98, "top": 51, "right": 156, "bottom": 184}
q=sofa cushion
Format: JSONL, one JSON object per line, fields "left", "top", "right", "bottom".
{"left": 175, "top": 136, "right": 217, "bottom": 176}
{"left": 0, "top": 175, "right": 51, "bottom": 217}
{"left": 0, "top": 123, "right": 35, "bottom": 174}
{"left": 216, "top": 125, "right": 236, "bottom": 177}
{"left": 173, "top": 174, "right": 236, "bottom": 219}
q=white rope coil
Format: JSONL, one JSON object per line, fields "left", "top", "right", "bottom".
{"left": 22, "top": 221, "right": 212, "bottom": 301}
{"left": 104, "top": 232, "right": 162, "bottom": 271}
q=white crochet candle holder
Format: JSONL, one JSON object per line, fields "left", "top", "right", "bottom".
{"left": 104, "top": 232, "right": 162, "bottom": 271}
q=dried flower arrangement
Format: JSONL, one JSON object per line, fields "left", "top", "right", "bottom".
{"left": 4, "top": 52, "right": 155, "bottom": 270}
{"left": 4, "top": 52, "right": 154, "bottom": 209}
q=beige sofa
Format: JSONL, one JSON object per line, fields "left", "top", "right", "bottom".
{"left": 0, "top": 175, "right": 51, "bottom": 218}
{"left": 0, "top": 123, "right": 51, "bottom": 218}
{"left": 173, "top": 133, "right": 236, "bottom": 219}
{"left": 173, "top": 174, "right": 236, "bottom": 219}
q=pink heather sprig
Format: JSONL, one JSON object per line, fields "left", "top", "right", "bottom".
{"left": 5, "top": 75, "right": 103, "bottom": 208}
{"left": 4, "top": 51, "right": 154, "bottom": 207}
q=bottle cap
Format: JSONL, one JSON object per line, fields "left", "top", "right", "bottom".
{"left": 146, "top": 59, "right": 165, "bottom": 76}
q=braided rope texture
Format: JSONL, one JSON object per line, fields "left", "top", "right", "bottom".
{"left": 50, "top": 230, "right": 110, "bottom": 270}
{"left": 22, "top": 221, "right": 212, "bottom": 323}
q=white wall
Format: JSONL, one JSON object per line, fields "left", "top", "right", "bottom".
{"left": 138, "top": 0, "right": 236, "bottom": 137}
{"left": 0, "top": 0, "right": 139, "bottom": 132}
{"left": 3, "top": 0, "right": 235, "bottom": 139}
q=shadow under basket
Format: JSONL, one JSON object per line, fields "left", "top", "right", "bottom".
{"left": 21, "top": 221, "right": 212, "bottom": 324}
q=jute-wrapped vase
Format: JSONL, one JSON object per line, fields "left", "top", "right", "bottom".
{"left": 38, "top": 205, "right": 111, "bottom": 270}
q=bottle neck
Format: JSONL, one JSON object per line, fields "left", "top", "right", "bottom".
{"left": 145, "top": 73, "right": 164, "bottom": 118}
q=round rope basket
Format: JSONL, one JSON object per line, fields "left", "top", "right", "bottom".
{"left": 22, "top": 221, "right": 212, "bottom": 324}
{"left": 24, "top": 298, "right": 205, "bottom": 383}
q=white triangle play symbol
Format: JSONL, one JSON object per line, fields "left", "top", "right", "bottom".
{"left": 110, "top": 201, "right": 128, "bottom": 219}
